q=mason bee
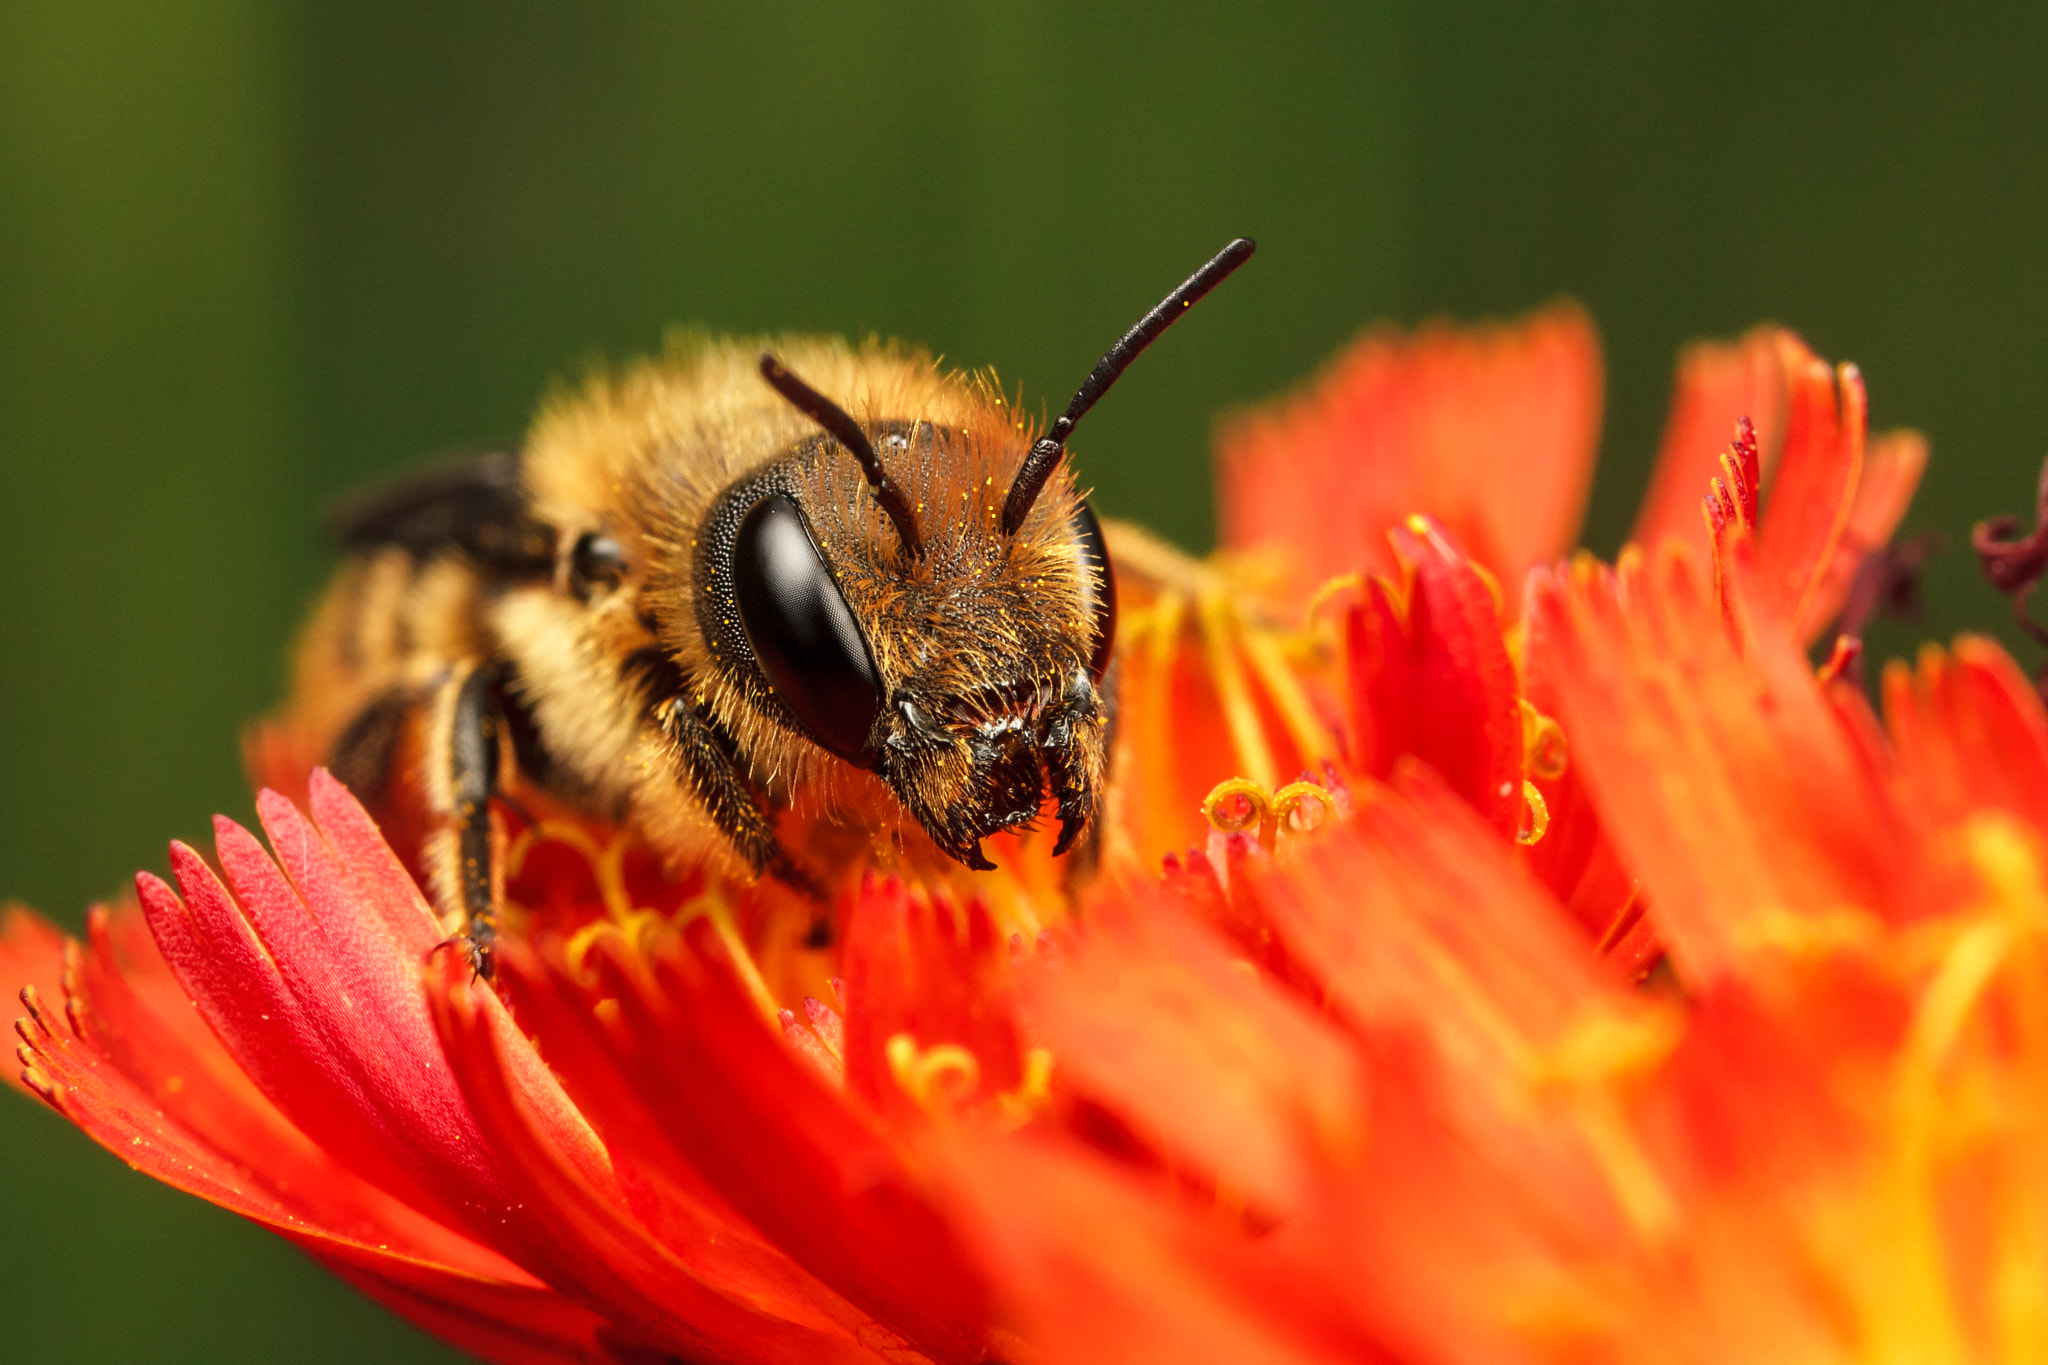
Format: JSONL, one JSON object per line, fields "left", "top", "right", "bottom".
{"left": 267, "top": 239, "right": 1254, "bottom": 974}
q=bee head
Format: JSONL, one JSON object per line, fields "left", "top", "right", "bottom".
{"left": 687, "top": 238, "right": 1251, "bottom": 870}
{"left": 696, "top": 404, "right": 1114, "bottom": 868}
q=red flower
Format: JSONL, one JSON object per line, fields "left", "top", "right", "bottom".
{"left": 940, "top": 540, "right": 2048, "bottom": 1362}
{"left": 9, "top": 303, "right": 2000, "bottom": 1363}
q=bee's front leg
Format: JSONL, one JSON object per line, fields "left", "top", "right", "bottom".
{"left": 661, "top": 698, "right": 821, "bottom": 900}
{"left": 431, "top": 662, "right": 505, "bottom": 979}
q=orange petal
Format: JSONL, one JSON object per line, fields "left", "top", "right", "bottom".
{"left": 1105, "top": 566, "right": 1341, "bottom": 870}
{"left": 1806, "top": 428, "right": 1930, "bottom": 633}
{"left": 1216, "top": 303, "right": 1601, "bottom": 611}
{"left": 1023, "top": 875, "right": 1365, "bottom": 1216}
{"left": 1, "top": 905, "right": 65, "bottom": 1099}
{"left": 1632, "top": 326, "right": 1799, "bottom": 558}
{"left": 1753, "top": 352, "right": 1867, "bottom": 640}
{"left": 1531, "top": 548, "right": 1914, "bottom": 980}
{"left": 939, "top": 1135, "right": 1368, "bottom": 1365}
{"left": 1882, "top": 635, "right": 2048, "bottom": 837}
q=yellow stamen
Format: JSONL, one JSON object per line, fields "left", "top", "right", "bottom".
{"left": 993, "top": 1047, "right": 1055, "bottom": 1131}
{"left": 564, "top": 909, "right": 668, "bottom": 977}
{"left": 1516, "top": 781, "right": 1551, "bottom": 847}
{"left": 505, "top": 820, "right": 638, "bottom": 923}
{"left": 685, "top": 895, "right": 783, "bottom": 1030}
{"left": 886, "top": 1033, "right": 981, "bottom": 1113}
{"left": 1198, "top": 588, "right": 1278, "bottom": 791}
{"left": 1132, "top": 589, "right": 1190, "bottom": 850}
{"left": 1528, "top": 1007, "right": 1684, "bottom": 1241}
{"left": 1518, "top": 698, "right": 1569, "bottom": 782}
{"left": 1271, "top": 781, "right": 1332, "bottom": 837}
{"left": 1203, "top": 777, "right": 1274, "bottom": 846}
{"left": 1239, "top": 621, "right": 1337, "bottom": 764}
{"left": 1304, "top": 572, "right": 1365, "bottom": 629}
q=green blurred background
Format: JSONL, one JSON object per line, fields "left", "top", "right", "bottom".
{"left": 3, "top": 3, "right": 2045, "bottom": 1358}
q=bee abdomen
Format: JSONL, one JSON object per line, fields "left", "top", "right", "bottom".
{"left": 290, "top": 547, "right": 497, "bottom": 780}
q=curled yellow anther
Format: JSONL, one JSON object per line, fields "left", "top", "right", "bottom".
{"left": 564, "top": 909, "right": 668, "bottom": 977}
{"left": 1272, "top": 781, "right": 1332, "bottom": 836}
{"left": 1519, "top": 698, "right": 1569, "bottom": 782}
{"left": 1203, "top": 777, "right": 1272, "bottom": 837}
{"left": 1206, "top": 776, "right": 1341, "bottom": 852}
{"left": 505, "top": 819, "right": 639, "bottom": 922}
{"left": 994, "top": 1047, "right": 1056, "bottom": 1131}
{"left": 886, "top": 1034, "right": 982, "bottom": 1113}
{"left": 1305, "top": 572, "right": 1366, "bottom": 629}
{"left": 1516, "top": 780, "right": 1551, "bottom": 847}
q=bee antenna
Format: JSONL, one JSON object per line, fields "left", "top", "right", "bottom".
{"left": 1000, "top": 237, "right": 1256, "bottom": 536}
{"left": 760, "top": 353, "right": 924, "bottom": 559}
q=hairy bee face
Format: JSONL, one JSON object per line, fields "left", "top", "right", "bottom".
{"left": 685, "top": 414, "right": 1115, "bottom": 871}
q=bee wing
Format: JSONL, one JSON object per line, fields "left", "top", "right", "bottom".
{"left": 325, "top": 449, "right": 553, "bottom": 571}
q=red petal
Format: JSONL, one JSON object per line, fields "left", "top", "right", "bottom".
{"left": 58, "top": 902, "right": 519, "bottom": 1274}
{"left": 1520, "top": 608, "right": 1654, "bottom": 956}
{"left": 584, "top": 923, "right": 992, "bottom": 1363}
{"left": 491, "top": 940, "right": 897, "bottom": 1353}
{"left": 16, "top": 972, "right": 572, "bottom": 1328}
{"left": 239, "top": 787, "right": 620, "bottom": 1233}
{"left": 427, "top": 952, "right": 889, "bottom": 1364}
{"left": 138, "top": 781, "right": 644, "bottom": 1304}
{"left": 1216, "top": 303, "right": 1601, "bottom": 611}
{"left": 138, "top": 850, "right": 444, "bottom": 1211}
{"left": 1344, "top": 518, "right": 1522, "bottom": 834}
{"left": 313, "top": 1248, "right": 619, "bottom": 1365}
{"left": 840, "top": 876, "right": 1027, "bottom": 1126}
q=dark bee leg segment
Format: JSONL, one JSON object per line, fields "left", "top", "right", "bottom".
{"left": 1042, "top": 667, "right": 1109, "bottom": 858}
{"left": 449, "top": 664, "right": 504, "bottom": 979}
{"left": 328, "top": 686, "right": 410, "bottom": 803}
{"left": 663, "top": 700, "right": 821, "bottom": 899}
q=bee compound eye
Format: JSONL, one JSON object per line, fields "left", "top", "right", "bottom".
{"left": 569, "top": 531, "right": 628, "bottom": 597}
{"left": 1071, "top": 500, "right": 1117, "bottom": 681}
{"left": 732, "top": 493, "right": 883, "bottom": 761}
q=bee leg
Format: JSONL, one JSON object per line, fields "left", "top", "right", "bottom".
{"left": 446, "top": 663, "right": 504, "bottom": 980}
{"left": 662, "top": 699, "right": 822, "bottom": 901}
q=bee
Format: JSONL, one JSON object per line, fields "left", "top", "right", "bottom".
{"left": 265, "top": 239, "right": 1254, "bottom": 974}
